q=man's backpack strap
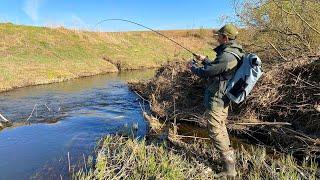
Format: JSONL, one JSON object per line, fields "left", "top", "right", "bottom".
{"left": 225, "top": 51, "right": 243, "bottom": 69}
{"left": 218, "top": 51, "right": 242, "bottom": 81}
{"left": 225, "top": 51, "right": 241, "bottom": 61}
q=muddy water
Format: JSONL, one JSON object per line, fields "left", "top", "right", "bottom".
{"left": 0, "top": 70, "right": 155, "bottom": 180}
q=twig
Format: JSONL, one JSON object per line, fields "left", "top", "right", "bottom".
{"left": 172, "top": 68, "right": 175, "bottom": 80}
{"left": 174, "top": 134, "right": 210, "bottom": 140}
{"left": 26, "top": 104, "right": 38, "bottom": 122}
{"left": 133, "top": 90, "right": 152, "bottom": 110}
{"left": 68, "top": 152, "right": 71, "bottom": 173}
{"left": 282, "top": 127, "right": 318, "bottom": 144}
{"left": 44, "top": 103, "right": 51, "bottom": 112}
{"left": 288, "top": 72, "right": 320, "bottom": 89}
{"left": 143, "top": 112, "right": 163, "bottom": 134}
{"left": 83, "top": 154, "right": 87, "bottom": 172}
{"left": 35, "top": 105, "right": 38, "bottom": 117}
{"left": 268, "top": 41, "right": 287, "bottom": 61}
{"left": 133, "top": 90, "right": 150, "bottom": 103}
{"left": 180, "top": 118, "right": 199, "bottom": 123}
{"left": 290, "top": 0, "right": 320, "bottom": 35}
{"left": 173, "top": 97, "right": 177, "bottom": 135}
{"left": 234, "top": 122, "right": 291, "bottom": 126}
{"left": 292, "top": 165, "right": 308, "bottom": 180}
{"left": 138, "top": 102, "right": 144, "bottom": 113}
{"left": 241, "top": 130, "right": 266, "bottom": 145}
{"left": 263, "top": 161, "right": 279, "bottom": 179}
{"left": 273, "top": 0, "right": 295, "bottom": 15}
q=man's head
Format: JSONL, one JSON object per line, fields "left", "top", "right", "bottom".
{"left": 215, "top": 24, "right": 238, "bottom": 45}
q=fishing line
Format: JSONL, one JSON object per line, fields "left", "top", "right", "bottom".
{"left": 95, "top": 18, "right": 197, "bottom": 56}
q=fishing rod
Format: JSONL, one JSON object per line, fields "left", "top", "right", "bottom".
{"left": 95, "top": 19, "right": 198, "bottom": 57}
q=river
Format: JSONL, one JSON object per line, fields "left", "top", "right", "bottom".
{"left": 0, "top": 70, "right": 155, "bottom": 180}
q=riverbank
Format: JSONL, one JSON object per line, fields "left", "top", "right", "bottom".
{"left": 0, "top": 23, "right": 214, "bottom": 92}
{"left": 75, "top": 135, "right": 318, "bottom": 179}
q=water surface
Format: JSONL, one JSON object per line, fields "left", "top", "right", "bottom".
{"left": 0, "top": 70, "right": 154, "bottom": 180}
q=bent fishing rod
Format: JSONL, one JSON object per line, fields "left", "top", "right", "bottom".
{"left": 95, "top": 19, "right": 198, "bottom": 57}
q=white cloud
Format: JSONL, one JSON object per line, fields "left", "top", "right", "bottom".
{"left": 22, "top": 0, "right": 42, "bottom": 22}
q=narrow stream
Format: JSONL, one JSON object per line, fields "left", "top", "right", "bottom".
{"left": 0, "top": 70, "right": 155, "bottom": 180}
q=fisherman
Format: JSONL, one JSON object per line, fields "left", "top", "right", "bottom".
{"left": 188, "top": 24, "right": 244, "bottom": 178}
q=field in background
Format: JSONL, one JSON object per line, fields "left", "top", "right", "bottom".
{"left": 0, "top": 23, "right": 215, "bottom": 92}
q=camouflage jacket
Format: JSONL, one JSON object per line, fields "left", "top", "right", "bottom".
{"left": 191, "top": 40, "right": 244, "bottom": 109}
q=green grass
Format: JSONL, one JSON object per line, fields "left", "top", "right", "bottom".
{"left": 74, "top": 136, "right": 216, "bottom": 180}
{"left": 75, "top": 135, "right": 318, "bottom": 180}
{"left": 0, "top": 23, "right": 214, "bottom": 92}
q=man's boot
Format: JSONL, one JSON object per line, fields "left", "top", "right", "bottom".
{"left": 214, "top": 149, "right": 237, "bottom": 179}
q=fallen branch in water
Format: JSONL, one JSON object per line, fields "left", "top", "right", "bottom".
{"left": 0, "top": 113, "right": 9, "bottom": 122}
{"left": 26, "top": 104, "right": 38, "bottom": 122}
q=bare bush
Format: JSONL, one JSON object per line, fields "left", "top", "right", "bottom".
{"left": 234, "top": 0, "right": 320, "bottom": 61}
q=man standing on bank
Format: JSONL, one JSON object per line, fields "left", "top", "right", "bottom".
{"left": 188, "top": 24, "right": 244, "bottom": 178}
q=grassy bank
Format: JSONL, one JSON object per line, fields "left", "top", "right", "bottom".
{"left": 0, "top": 23, "right": 213, "bottom": 92}
{"left": 75, "top": 135, "right": 318, "bottom": 179}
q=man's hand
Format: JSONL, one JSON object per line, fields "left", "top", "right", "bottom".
{"left": 193, "top": 53, "right": 207, "bottom": 61}
{"left": 187, "top": 60, "right": 196, "bottom": 70}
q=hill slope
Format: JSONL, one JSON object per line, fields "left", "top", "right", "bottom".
{"left": 0, "top": 23, "right": 214, "bottom": 92}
